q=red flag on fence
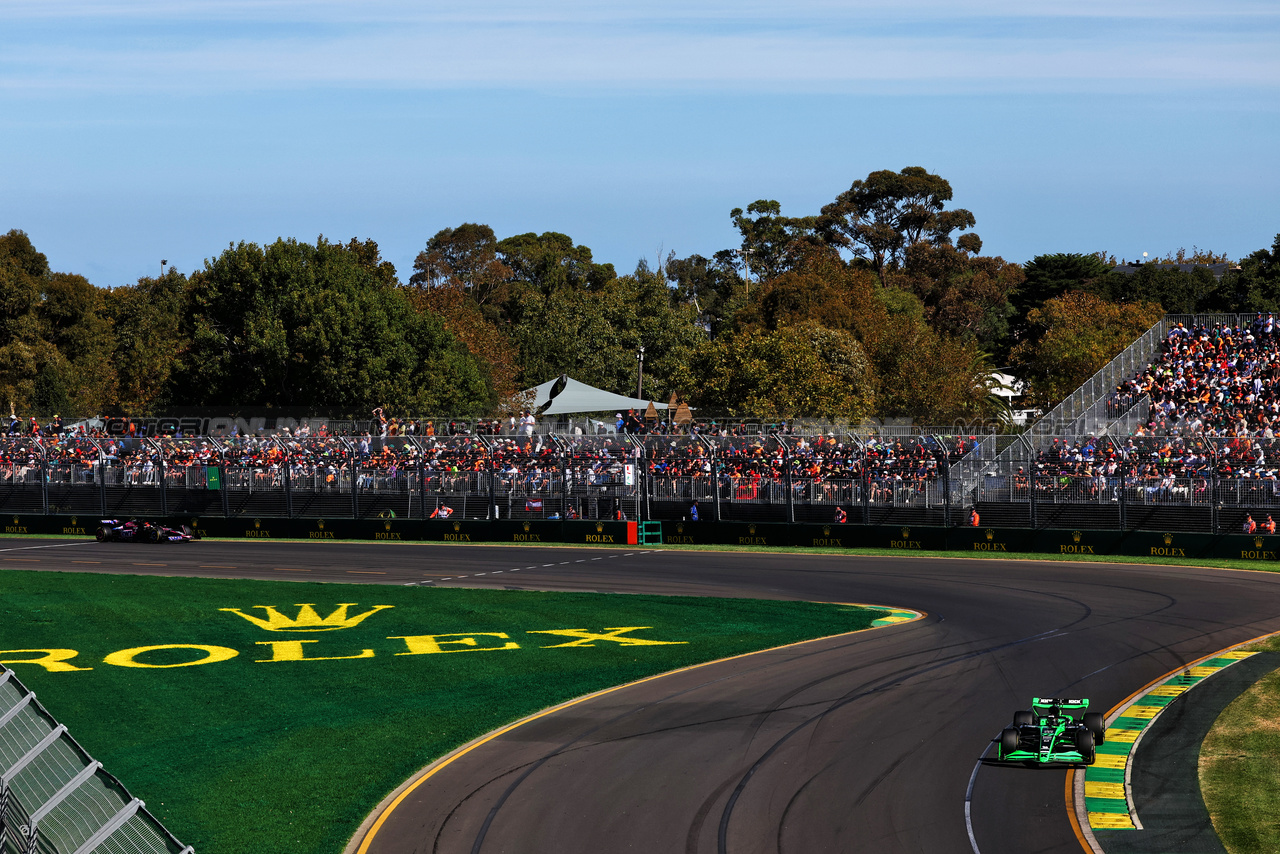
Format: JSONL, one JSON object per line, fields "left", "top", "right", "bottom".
{"left": 525, "top": 498, "right": 543, "bottom": 511}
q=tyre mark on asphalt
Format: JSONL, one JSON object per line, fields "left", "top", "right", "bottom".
{"left": 714, "top": 611, "right": 1105, "bottom": 854}
{"left": 432, "top": 632, "right": 920, "bottom": 854}
{"left": 463, "top": 621, "right": 1079, "bottom": 854}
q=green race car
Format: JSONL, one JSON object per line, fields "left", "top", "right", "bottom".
{"left": 996, "top": 697, "right": 1106, "bottom": 765}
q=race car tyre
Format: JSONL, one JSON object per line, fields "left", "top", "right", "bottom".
{"left": 145, "top": 527, "right": 162, "bottom": 544}
{"left": 1013, "top": 710, "right": 1036, "bottom": 727}
{"left": 1083, "top": 712, "right": 1106, "bottom": 744}
{"left": 999, "top": 727, "right": 1020, "bottom": 757}
{"left": 95, "top": 526, "right": 110, "bottom": 542}
{"left": 1074, "top": 728, "right": 1096, "bottom": 763}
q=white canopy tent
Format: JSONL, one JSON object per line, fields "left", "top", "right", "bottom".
{"left": 525, "top": 375, "right": 669, "bottom": 416}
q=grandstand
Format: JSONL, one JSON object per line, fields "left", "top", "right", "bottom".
{"left": 975, "top": 313, "right": 1280, "bottom": 532}
{"left": 5, "top": 314, "right": 1280, "bottom": 533}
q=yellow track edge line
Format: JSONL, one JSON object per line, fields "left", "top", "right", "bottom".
{"left": 1068, "top": 626, "right": 1280, "bottom": 853}
{"left": 346, "top": 602, "right": 926, "bottom": 854}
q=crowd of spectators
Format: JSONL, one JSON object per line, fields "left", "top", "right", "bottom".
{"left": 1022, "top": 432, "right": 1280, "bottom": 504}
{"left": 634, "top": 433, "right": 973, "bottom": 504}
{"left": 2, "top": 415, "right": 989, "bottom": 506}
{"left": 1107, "top": 315, "right": 1280, "bottom": 437}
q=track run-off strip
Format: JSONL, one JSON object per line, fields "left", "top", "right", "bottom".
{"left": 347, "top": 601, "right": 923, "bottom": 854}
{"left": 1069, "top": 641, "right": 1271, "bottom": 847}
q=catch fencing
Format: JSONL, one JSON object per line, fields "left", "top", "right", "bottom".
{"left": 0, "top": 667, "right": 191, "bottom": 854}
{"left": 0, "top": 433, "right": 977, "bottom": 527}
{"left": 8, "top": 429, "right": 1280, "bottom": 533}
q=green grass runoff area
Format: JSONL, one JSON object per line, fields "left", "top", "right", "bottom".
{"left": 0, "top": 570, "right": 888, "bottom": 854}
{"left": 1200, "top": 633, "right": 1280, "bottom": 854}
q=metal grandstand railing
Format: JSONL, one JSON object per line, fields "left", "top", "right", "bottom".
{"left": 1030, "top": 316, "right": 1169, "bottom": 437}
{"left": 0, "top": 667, "right": 191, "bottom": 854}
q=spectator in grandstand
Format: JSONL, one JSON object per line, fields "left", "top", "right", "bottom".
{"left": 1105, "top": 316, "right": 1280, "bottom": 438}
{"left": 834, "top": 506, "right": 848, "bottom": 523}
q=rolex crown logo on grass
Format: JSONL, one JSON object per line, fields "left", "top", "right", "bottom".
{"left": 220, "top": 603, "right": 394, "bottom": 632}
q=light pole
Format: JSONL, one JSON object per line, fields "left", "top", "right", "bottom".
{"left": 636, "top": 345, "right": 645, "bottom": 400}
{"left": 161, "top": 259, "right": 168, "bottom": 277}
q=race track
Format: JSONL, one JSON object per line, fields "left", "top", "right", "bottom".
{"left": 7, "top": 537, "right": 1280, "bottom": 854}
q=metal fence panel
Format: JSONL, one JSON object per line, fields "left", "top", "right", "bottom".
{"left": 0, "top": 669, "right": 188, "bottom": 854}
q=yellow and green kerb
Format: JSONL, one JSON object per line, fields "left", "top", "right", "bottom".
{"left": 870, "top": 608, "right": 921, "bottom": 628}
{"left": 1084, "top": 650, "right": 1258, "bottom": 830}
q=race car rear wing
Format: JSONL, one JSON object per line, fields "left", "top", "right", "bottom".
{"left": 1032, "top": 697, "right": 1089, "bottom": 710}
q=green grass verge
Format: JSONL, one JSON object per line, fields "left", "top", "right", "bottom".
{"left": 1200, "top": 634, "right": 1280, "bottom": 854}
{"left": 0, "top": 570, "right": 887, "bottom": 854}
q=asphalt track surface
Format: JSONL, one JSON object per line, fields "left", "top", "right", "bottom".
{"left": 7, "top": 538, "right": 1280, "bottom": 854}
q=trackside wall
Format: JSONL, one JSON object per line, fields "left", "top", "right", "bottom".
{"left": 9, "top": 514, "right": 1280, "bottom": 562}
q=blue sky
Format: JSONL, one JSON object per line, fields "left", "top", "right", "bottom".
{"left": 2, "top": 0, "right": 1278, "bottom": 286}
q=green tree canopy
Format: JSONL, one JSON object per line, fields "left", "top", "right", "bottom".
{"left": 496, "top": 232, "right": 615, "bottom": 295}
{"left": 1010, "top": 291, "right": 1164, "bottom": 406}
{"left": 664, "top": 250, "right": 744, "bottom": 340}
{"left": 887, "top": 244, "right": 1022, "bottom": 358}
{"left": 409, "top": 223, "right": 511, "bottom": 305}
{"left": 104, "top": 270, "right": 192, "bottom": 414}
{"left": 729, "top": 200, "right": 822, "bottom": 283}
{"left": 818, "top": 167, "right": 979, "bottom": 274}
{"left": 510, "top": 263, "right": 703, "bottom": 400}
{"left": 684, "top": 324, "right": 873, "bottom": 421}
{"left": 1017, "top": 253, "right": 1113, "bottom": 322}
{"left": 175, "top": 237, "right": 493, "bottom": 413}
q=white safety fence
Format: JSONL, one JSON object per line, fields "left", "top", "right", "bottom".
{"left": 0, "top": 667, "right": 191, "bottom": 854}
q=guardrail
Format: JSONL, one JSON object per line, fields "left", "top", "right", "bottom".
{"left": 0, "top": 667, "right": 192, "bottom": 854}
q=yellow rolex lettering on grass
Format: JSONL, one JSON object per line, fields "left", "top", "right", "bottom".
{"left": 391, "top": 633, "right": 520, "bottom": 655}
{"left": 220, "top": 603, "right": 393, "bottom": 632}
{"left": 527, "top": 627, "right": 687, "bottom": 648}
{"left": 0, "top": 648, "right": 92, "bottom": 672}
{"left": 255, "top": 640, "right": 375, "bottom": 662}
{"left": 105, "top": 644, "right": 239, "bottom": 669}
